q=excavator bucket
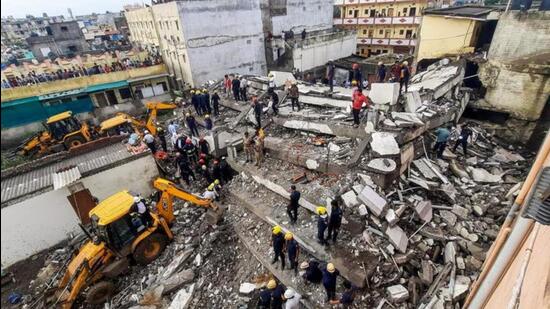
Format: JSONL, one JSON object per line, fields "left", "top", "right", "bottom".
{"left": 205, "top": 204, "right": 224, "bottom": 225}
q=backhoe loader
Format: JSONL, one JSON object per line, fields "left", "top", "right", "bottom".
{"left": 45, "top": 177, "right": 222, "bottom": 308}
{"left": 17, "top": 111, "right": 95, "bottom": 157}
{"left": 98, "top": 101, "right": 177, "bottom": 136}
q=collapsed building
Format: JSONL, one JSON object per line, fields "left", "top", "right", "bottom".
{"left": 1, "top": 58, "right": 542, "bottom": 308}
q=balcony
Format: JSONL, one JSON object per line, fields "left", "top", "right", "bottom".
{"left": 338, "top": 0, "right": 422, "bottom": 4}
{"left": 357, "top": 37, "right": 417, "bottom": 46}
{"left": 1, "top": 64, "right": 168, "bottom": 102}
{"left": 334, "top": 16, "right": 422, "bottom": 26}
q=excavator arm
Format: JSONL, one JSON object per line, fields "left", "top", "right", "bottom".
{"left": 153, "top": 177, "right": 219, "bottom": 225}
{"left": 144, "top": 102, "right": 177, "bottom": 135}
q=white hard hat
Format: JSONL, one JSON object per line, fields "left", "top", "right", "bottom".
{"left": 144, "top": 130, "right": 150, "bottom": 134}
{"left": 284, "top": 288, "right": 295, "bottom": 299}
{"left": 133, "top": 196, "right": 140, "bottom": 203}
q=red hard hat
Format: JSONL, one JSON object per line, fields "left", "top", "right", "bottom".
{"left": 199, "top": 159, "right": 205, "bottom": 165}
{"left": 214, "top": 160, "right": 219, "bottom": 164}
{"left": 186, "top": 138, "right": 192, "bottom": 144}
{"left": 200, "top": 153, "right": 207, "bottom": 158}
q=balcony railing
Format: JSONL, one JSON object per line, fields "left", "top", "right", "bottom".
{"left": 335, "top": 16, "right": 422, "bottom": 26}
{"left": 357, "top": 37, "right": 417, "bottom": 46}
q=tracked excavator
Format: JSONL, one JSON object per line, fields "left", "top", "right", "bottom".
{"left": 45, "top": 177, "right": 222, "bottom": 308}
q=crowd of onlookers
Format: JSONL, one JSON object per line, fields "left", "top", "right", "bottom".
{"left": 1, "top": 56, "right": 163, "bottom": 89}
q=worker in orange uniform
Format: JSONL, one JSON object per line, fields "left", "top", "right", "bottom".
{"left": 351, "top": 89, "right": 367, "bottom": 128}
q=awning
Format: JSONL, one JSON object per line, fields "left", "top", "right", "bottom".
{"left": 85, "top": 80, "right": 129, "bottom": 93}
{"left": 128, "top": 73, "right": 169, "bottom": 84}
{"left": 1, "top": 96, "right": 40, "bottom": 107}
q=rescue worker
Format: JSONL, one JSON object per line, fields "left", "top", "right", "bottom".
{"left": 219, "top": 157, "right": 232, "bottom": 182}
{"left": 243, "top": 132, "right": 254, "bottom": 163}
{"left": 322, "top": 263, "right": 340, "bottom": 302}
{"left": 326, "top": 60, "right": 335, "bottom": 93}
{"left": 285, "top": 232, "right": 300, "bottom": 275}
{"left": 390, "top": 60, "right": 401, "bottom": 82}
{"left": 287, "top": 185, "right": 300, "bottom": 224}
{"left": 183, "top": 138, "right": 198, "bottom": 164}
{"left": 203, "top": 89, "right": 211, "bottom": 114}
{"left": 288, "top": 81, "right": 300, "bottom": 111}
{"left": 317, "top": 206, "right": 329, "bottom": 245}
{"left": 200, "top": 164, "right": 212, "bottom": 184}
{"left": 185, "top": 113, "right": 200, "bottom": 137}
{"left": 131, "top": 196, "right": 153, "bottom": 227}
{"left": 283, "top": 288, "right": 301, "bottom": 309}
{"left": 191, "top": 90, "right": 201, "bottom": 115}
{"left": 211, "top": 91, "right": 220, "bottom": 116}
{"left": 168, "top": 120, "right": 179, "bottom": 137}
{"left": 433, "top": 125, "right": 452, "bottom": 159}
{"left": 351, "top": 89, "right": 367, "bottom": 128}
{"left": 224, "top": 74, "right": 232, "bottom": 97}
{"left": 258, "top": 284, "right": 272, "bottom": 309}
{"left": 232, "top": 75, "right": 241, "bottom": 101}
{"left": 212, "top": 160, "right": 222, "bottom": 184}
{"left": 269, "top": 279, "right": 285, "bottom": 309}
{"left": 175, "top": 134, "right": 187, "bottom": 155}
{"left": 301, "top": 260, "right": 323, "bottom": 284}
{"left": 351, "top": 63, "right": 363, "bottom": 90}
{"left": 399, "top": 60, "right": 410, "bottom": 94}
{"left": 198, "top": 136, "right": 209, "bottom": 155}
{"left": 175, "top": 152, "right": 195, "bottom": 185}
{"left": 143, "top": 130, "right": 157, "bottom": 154}
{"left": 271, "top": 225, "right": 285, "bottom": 270}
{"left": 270, "top": 90, "right": 279, "bottom": 116}
{"left": 201, "top": 183, "right": 216, "bottom": 200}
{"left": 377, "top": 61, "right": 386, "bottom": 82}
{"left": 204, "top": 114, "right": 213, "bottom": 131}
{"left": 256, "top": 127, "right": 266, "bottom": 155}
{"left": 198, "top": 90, "right": 207, "bottom": 115}
{"left": 156, "top": 123, "right": 168, "bottom": 152}
{"left": 211, "top": 179, "right": 222, "bottom": 200}
{"left": 253, "top": 97, "right": 263, "bottom": 129}
{"left": 452, "top": 122, "right": 472, "bottom": 156}
{"left": 329, "top": 280, "right": 356, "bottom": 307}
{"left": 254, "top": 137, "right": 264, "bottom": 167}
{"left": 327, "top": 199, "right": 343, "bottom": 243}
{"left": 268, "top": 72, "right": 276, "bottom": 92}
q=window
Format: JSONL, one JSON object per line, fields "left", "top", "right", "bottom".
{"left": 364, "top": 9, "right": 368, "bottom": 15}
{"left": 157, "top": 82, "right": 168, "bottom": 92}
{"left": 61, "top": 26, "right": 68, "bottom": 32}
{"left": 270, "top": 0, "right": 287, "bottom": 16}
{"left": 61, "top": 98, "right": 73, "bottom": 104}
{"left": 382, "top": 50, "right": 388, "bottom": 54}
{"left": 348, "top": 10, "right": 353, "bottom": 16}
{"left": 165, "top": 21, "right": 169, "bottom": 29}
{"left": 363, "top": 29, "right": 367, "bottom": 35}
{"left": 403, "top": 8, "right": 408, "bottom": 15}
{"left": 354, "top": 10, "right": 359, "bottom": 18}
{"left": 370, "top": 10, "right": 376, "bottom": 17}
{"left": 67, "top": 45, "right": 77, "bottom": 52}
{"left": 360, "top": 48, "right": 365, "bottom": 54}
{"left": 381, "top": 9, "right": 386, "bottom": 16}
{"left": 379, "top": 29, "right": 383, "bottom": 35}
{"left": 76, "top": 95, "right": 88, "bottom": 101}
{"left": 399, "top": 29, "right": 404, "bottom": 35}
{"left": 175, "top": 21, "right": 179, "bottom": 31}
{"left": 119, "top": 87, "right": 132, "bottom": 99}
{"left": 410, "top": 7, "right": 416, "bottom": 16}
{"left": 405, "top": 29, "right": 413, "bottom": 39}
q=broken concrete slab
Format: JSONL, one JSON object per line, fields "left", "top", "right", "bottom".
{"left": 168, "top": 283, "right": 195, "bottom": 309}
{"left": 239, "top": 282, "right": 257, "bottom": 295}
{"left": 453, "top": 276, "right": 471, "bottom": 300}
{"left": 491, "top": 147, "right": 525, "bottom": 163}
{"left": 370, "top": 132, "right": 400, "bottom": 157}
{"left": 391, "top": 112, "right": 425, "bottom": 126}
{"left": 299, "top": 95, "right": 349, "bottom": 109}
{"left": 385, "top": 224, "right": 408, "bottom": 253}
{"left": 405, "top": 91, "right": 422, "bottom": 112}
{"left": 163, "top": 270, "right": 195, "bottom": 295}
{"left": 386, "top": 284, "right": 409, "bottom": 303}
{"left": 341, "top": 190, "right": 359, "bottom": 207}
{"left": 385, "top": 209, "right": 398, "bottom": 226}
{"left": 439, "top": 210, "right": 457, "bottom": 226}
{"left": 440, "top": 183, "right": 458, "bottom": 203}
{"left": 358, "top": 186, "right": 388, "bottom": 217}
{"left": 367, "top": 158, "right": 397, "bottom": 173}
{"left": 420, "top": 260, "right": 434, "bottom": 285}
{"left": 249, "top": 174, "right": 317, "bottom": 213}
{"left": 281, "top": 119, "right": 334, "bottom": 135}
{"left": 370, "top": 83, "right": 399, "bottom": 105}
{"left": 444, "top": 242, "right": 456, "bottom": 264}
{"left": 358, "top": 204, "right": 369, "bottom": 216}
{"left": 469, "top": 167, "right": 502, "bottom": 183}
{"left": 161, "top": 248, "right": 194, "bottom": 280}
{"left": 269, "top": 71, "right": 296, "bottom": 87}
{"left": 451, "top": 205, "right": 469, "bottom": 220}
{"left": 415, "top": 201, "right": 433, "bottom": 223}
{"left": 412, "top": 159, "right": 438, "bottom": 180}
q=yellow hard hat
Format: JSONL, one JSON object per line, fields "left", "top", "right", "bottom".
{"left": 267, "top": 279, "right": 277, "bottom": 289}
{"left": 214, "top": 179, "right": 220, "bottom": 185}
{"left": 327, "top": 263, "right": 335, "bottom": 273}
{"left": 190, "top": 90, "right": 195, "bottom": 94}
{"left": 284, "top": 232, "right": 293, "bottom": 240}
{"left": 351, "top": 80, "right": 358, "bottom": 86}
{"left": 208, "top": 184, "right": 215, "bottom": 191}
{"left": 268, "top": 73, "right": 273, "bottom": 77}
{"left": 202, "top": 88, "right": 207, "bottom": 92}
{"left": 317, "top": 206, "right": 327, "bottom": 215}
{"left": 196, "top": 90, "right": 202, "bottom": 94}
{"left": 205, "top": 114, "right": 210, "bottom": 118}
{"left": 300, "top": 261, "right": 309, "bottom": 269}
{"left": 186, "top": 112, "right": 191, "bottom": 117}
{"left": 272, "top": 225, "right": 282, "bottom": 234}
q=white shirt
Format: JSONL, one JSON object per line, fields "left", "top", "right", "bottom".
{"left": 168, "top": 124, "right": 178, "bottom": 135}
{"left": 240, "top": 79, "right": 247, "bottom": 88}
{"left": 201, "top": 190, "right": 216, "bottom": 200}
{"left": 136, "top": 201, "right": 147, "bottom": 214}
{"left": 285, "top": 293, "right": 302, "bottom": 309}
{"left": 143, "top": 134, "right": 155, "bottom": 144}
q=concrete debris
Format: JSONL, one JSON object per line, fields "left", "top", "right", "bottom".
{"left": 239, "top": 282, "right": 257, "bottom": 295}
{"left": 415, "top": 201, "right": 433, "bottom": 223}
{"left": 168, "top": 283, "right": 195, "bottom": 309}
{"left": 341, "top": 190, "right": 359, "bottom": 207}
{"left": 385, "top": 209, "right": 398, "bottom": 226}
{"left": 391, "top": 112, "right": 425, "bottom": 126}
{"left": 491, "top": 147, "right": 525, "bottom": 163}
{"left": 439, "top": 210, "right": 457, "bottom": 226}
{"left": 163, "top": 270, "right": 195, "bottom": 295}
{"left": 404, "top": 91, "right": 423, "bottom": 112}
{"left": 451, "top": 205, "right": 469, "bottom": 220}
{"left": 358, "top": 204, "right": 369, "bottom": 216}
{"left": 386, "top": 284, "right": 409, "bottom": 303}
{"left": 369, "top": 83, "right": 400, "bottom": 105}
{"left": 469, "top": 167, "right": 502, "bottom": 183}
{"left": 161, "top": 248, "right": 194, "bottom": 280}
{"left": 358, "top": 186, "right": 388, "bottom": 217}
{"left": 367, "top": 158, "right": 397, "bottom": 173}
{"left": 370, "top": 132, "right": 400, "bottom": 157}
{"left": 452, "top": 276, "right": 471, "bottom": 300}
{"left": 385, "top": 225, "right": 408, "bottom": 253}
{"left": 444, "top": 242, "right": 456, "bottom": 264}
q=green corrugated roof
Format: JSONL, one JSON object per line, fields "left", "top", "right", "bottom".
{"left": 85, "top": 80, "right": 129, "bottom": 93}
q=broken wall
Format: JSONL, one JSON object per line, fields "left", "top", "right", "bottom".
{"left": 292, "top": 30, "right": 357, "bottom": 71}
{"left": 0, "top": 155, "right": 159, "bottom": 267}
{"left": 268, "top": 0, "right": 335, "bottom": 35}
{"left": 178, "top": 0, "right": 267, "bottom": 85}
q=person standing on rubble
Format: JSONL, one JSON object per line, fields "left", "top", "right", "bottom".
{"left": 143, "top": 130, "right": 157, "bottom": 154}
{"left": 390, "top": 60, "right": 401, "bottom": 83}
{"left": 175, "top": 152, "right": 195, "bottom": 186}
{"left": 219, "top": 156, "right": 232, "bottom": 182}
{"left": 317, "top": 207, "right": 329, "bottom": 245}
{"left": 253, "top": 97, "right": 263, "bottom": 129}
{"left": 453, "top": 122, "right": 472, "bottom": 156}
{"left": 268, "top": 72, "right": 276, "bottom": 92}
{"left": 377, "top": 62, "right": 386, "bottom": 82}
{"left": 287, "top": 185, "right": 300, "bottom": 224}
{"left": 269, "top": 279, "right": 285, "bottom": 309}
{"left": 191, "top": 90, "right": 202, "bottom": 116}
{"left": 288, "top": 81, "right": 300, "bottom": 111}
{"left": 283, "top": 288, "right": 301, "bottom": 309}
{"left": 183, "top": 138, "right": 198, "bottom": 164}
{"left": 254, "top": 137, "right": 264, "bottom": 167}
{"left": 271, "top": 226, "right": 286, "bottom": 270}
{"left": 185, "top": 113, "right": 200, "bottom": 137}
{"left": 203, "top": 89, "right": 211, "bottom": 115}
{"left": 270, "top": 90, "right": 279, "bottom": 116}
{"left": 240, "top": 76, "right": 248, "bottom": 101}
{"left": 322, "top": 263, "right": 340, "bottom": 303}
{"left": 327, "top": 199, "right": 343, "bottom": 243}
{"left": 351, "top": 89, "right": 367, "bottom": 128}
{"left": 224, "top": 74, "right": 232, "bottom": 97}
{"left": 285, "top": 232, "right": 300, "bottom": 275}
{"left": 243, "top": 131, "right": 254, "bottom": 163}
{"left": 326, "top": 60, "right": 335, "bottom": 93}
{"left": 433, "top": 125, "right": 452, "bottom": 159}
{"left": 211, "top": 91, "right": 220, "bottom": 116}
{"left": 212, "top": 160, "right": 222, "bottom": 184}
{"left": 204, "top": 114, "right": 213, "bottom": 131}
{"left": 156, "top": 123, "right": 168, "bottom": 152}
{"left": 399, "top": 61, "right": 410, "bottom": 94}
{"left": 301, "top": 260, "right": 323, "bottom": 284}
{"left": 329, "top": 280, "right": 356, "bottom": 306}
{"left": 232, "top": 75, "right": 241, "bottom": 101}
{"left": 351, "top": 63, "right": 363, "bottom": 91}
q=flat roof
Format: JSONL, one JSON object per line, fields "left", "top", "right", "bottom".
{"left": 424, "top": 5, "right": 501, "bottom": 19}
{"left": 1, "top": 143, "right": 147, "bottom": 205}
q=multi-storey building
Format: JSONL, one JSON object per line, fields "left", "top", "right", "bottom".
{"left": 1, "top": 15, "right": 58, "bottom": 47}
{"left": 333, "top": 0, "right": 432, "bottom": 56}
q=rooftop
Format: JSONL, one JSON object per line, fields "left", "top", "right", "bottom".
{"left": 1, "top": 143, "right": 148, "bottom": 206}
{"left": 425, "top": 5, "right": 502, "bottom": 19}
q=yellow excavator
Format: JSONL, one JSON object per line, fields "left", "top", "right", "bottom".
{"left": 18, "top": 102, "right": 177, "bottom": 158}
{"left": 17, "top": 111, "right": 95, "bottom": 157}
{"left": 45, "top": 177, "right": 222, "bottom": 308}
{"left": 98, "top": 101, "right": 177, "bottom": 136}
